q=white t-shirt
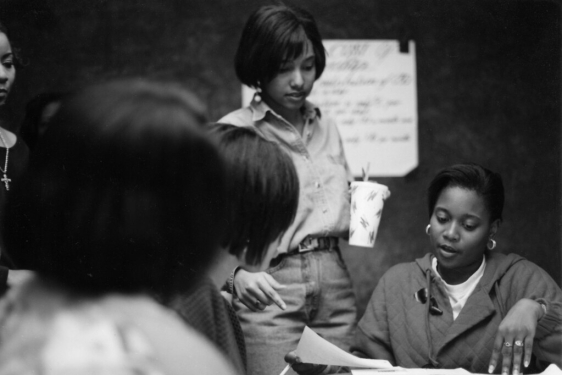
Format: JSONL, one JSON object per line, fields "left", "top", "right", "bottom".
{"left": 432, "top": 257, "right": 486, "bottom": 320}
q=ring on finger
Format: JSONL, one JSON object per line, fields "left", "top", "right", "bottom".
{"left": 515, "top": 340, "right": 524, "bottom": 347}
{"left": 504, "top": 342, "right": 513, "bottom": 347}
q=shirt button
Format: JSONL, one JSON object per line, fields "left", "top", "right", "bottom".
{"left": 323, "top": 208, "right": 328, "bottom": 213}
{"left": 315, "top": 182, "right": 320, "bottom": 188}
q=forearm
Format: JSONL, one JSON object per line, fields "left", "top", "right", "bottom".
{"left": 534, "top": 299, "right": 562, "bottom": 368}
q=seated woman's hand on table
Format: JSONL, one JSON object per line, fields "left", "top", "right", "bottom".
{"left": 489, "top": 298, "right": 545, "bottom": 375}
{"left": 233, "top": 269, "right": 287, "bottom": 311}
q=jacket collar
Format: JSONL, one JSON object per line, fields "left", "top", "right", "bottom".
{"left": 249, "top": 98, "right": 321, "bottom": 124}
{"left": 415, "top": 251, "right": 524, "bottom": 293}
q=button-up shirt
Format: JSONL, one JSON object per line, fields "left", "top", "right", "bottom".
{"left": 219, "top": 99, "right": 352, "bottom": 257}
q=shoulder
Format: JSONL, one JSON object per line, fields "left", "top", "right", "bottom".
{"left": 100, "top": 295, "right": 238, "bottom": 375}
{"left": 0, "top": 127, "right": 17, "bottom": 148}
{"left": 376, "top": 259, "right": 424, "bottom": 291}
{"left": 486, "top": 251, "right": 561, "bottom": 297}
{"left": 218, "top": 107, "right": 254, "bottom": 127}
{"left": 0, "top": 280, "right": 238, "bottom": 375}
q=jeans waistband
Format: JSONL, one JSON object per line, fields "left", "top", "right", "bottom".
{"left": 289, "top": 236, "right": 339, "bottom": 255}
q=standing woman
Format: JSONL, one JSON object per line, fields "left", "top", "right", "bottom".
{"left": 219, "top": 5, "right": 358, "bottom": 375}
{"left": 0, "top": 22, "right": 30, "bottom": 270}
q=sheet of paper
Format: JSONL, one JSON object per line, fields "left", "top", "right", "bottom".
{"left": 352, "top": 363, "right": 562, "bottom": 375}
{"left": 352, "top": 368, "right": 470, "bottom": 375}
{"left": 295, "top": 326, "right": 392, "bottom": 369}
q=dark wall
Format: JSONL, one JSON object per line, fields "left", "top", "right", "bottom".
{"left": 1, "top": 0, "right": 560, "bottom": 317}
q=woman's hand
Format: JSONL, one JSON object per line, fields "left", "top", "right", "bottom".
{"left": 285, "top": 351, "right": 328, "bottom": 375}
{"left": 233, "top": 269, "right": 287, "bottom": 311}
{"left": 488, "top": 298, "right": 545, "bottom": 375}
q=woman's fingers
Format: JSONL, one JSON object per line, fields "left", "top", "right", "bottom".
{"left": 511, "top": 338, "right": 525, "bottom": 375}
{"left": 523, "top": 336, "right": 534, "bottom": 368}
{"left": 488, "top": 333, "right": 505, "bottom": 373}
{"left": 500, "top": 335, "right": 516, "bottom": 375}
{"left": 263, "top": 274, "right": 287, "bottom": 310}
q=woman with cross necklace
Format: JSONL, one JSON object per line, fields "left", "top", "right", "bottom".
{"left": 0, "top": 21, "right": 30, "bottom": 272}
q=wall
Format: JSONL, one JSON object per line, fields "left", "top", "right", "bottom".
{"left": 1, "top": 0, "right": 560, "bottom": 317}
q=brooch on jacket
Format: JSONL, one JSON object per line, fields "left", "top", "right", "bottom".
{"left": 414, "top": 288, "right": 443, "bottom": 315}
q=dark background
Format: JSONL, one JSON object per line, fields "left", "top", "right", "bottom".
{"left": 1, "top": 0, "right": 560, "bottom": 317}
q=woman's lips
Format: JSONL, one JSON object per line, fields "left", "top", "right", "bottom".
{"left": 286, "top": 92, "right": 305, "bottom": 99}
{"left": 438, "top": 244, "right": 458, "bottom": 258}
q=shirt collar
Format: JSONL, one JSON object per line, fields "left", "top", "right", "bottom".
{"left": 250, "top": 98, "right": 321, "bottom": 123}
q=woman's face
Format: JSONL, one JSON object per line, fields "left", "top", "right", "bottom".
{"left": 262, "top": 39, "right": 316, "bottom": 118}
{"left": 0, "top": 32, "right": 15, "bottom": 106}
{"left": 428, "top": 186, "right": 499, "bottom": 284}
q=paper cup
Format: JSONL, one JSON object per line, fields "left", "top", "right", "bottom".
{"left": 349, "top": 181, "right": 390, "bottom": 248}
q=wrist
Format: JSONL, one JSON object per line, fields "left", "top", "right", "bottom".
{"left": 225, "top": 266, "right": 241, "bottom": 295}
{"left": 536, "top": 300, "right": 547, "bottom": 321}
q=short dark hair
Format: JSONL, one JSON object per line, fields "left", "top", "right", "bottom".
{"left": 4, "top": 80, "right": 227, "bottom": 297}
{"left": 234, "top": 4, "right": 326, "bottom": 88}
{"left": 427, "top": 163, "right": 504, "bottom": 223}
{"left": 208, "top": 123, "right": 299, "bottom": 266}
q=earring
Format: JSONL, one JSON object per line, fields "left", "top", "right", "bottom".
{"left": 487, "top": 238, "right": 497, "bottom": 250}
{"left": 425, "top": 224, "right": 431, "bottom": 235}
{"left": 254, "top": 84, "right": 262, "bottom": 103}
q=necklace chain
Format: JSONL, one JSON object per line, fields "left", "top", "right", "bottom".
{"left": 0, "top": 130, "right": 11, "bottom": 191}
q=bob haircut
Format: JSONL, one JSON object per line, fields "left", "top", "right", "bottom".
{"left": 427, "top": 163, "right": 504, "bottom": 223}
{"left": 3, "top": 80, "right": 227, "bottom": 298}
{"left": 208, "top": 123, "right": 299, "bottom": 266}
{"left": 234, "top": 4, "right": 326, "bottom": 89}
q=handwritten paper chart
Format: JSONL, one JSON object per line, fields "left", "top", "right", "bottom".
{"left": 242, "top": 40, "right": 418, "bottom": 177}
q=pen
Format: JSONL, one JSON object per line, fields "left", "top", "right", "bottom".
{"left": 279, "top": 364, "right": 291, "bottom": 375}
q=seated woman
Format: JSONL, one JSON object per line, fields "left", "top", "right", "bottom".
{"left": 0, "top": 80, "right": 239, "bottom": 375}
{"left": 169, "top": 123, "right": 299, "bottom": 375}
{"left": 288, "top": 163, "right": 561, "bottom": 374}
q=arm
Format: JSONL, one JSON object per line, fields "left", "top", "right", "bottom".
{"left": 489, "top": 260, "right": 562, "bottom": 374}
{"left": 532, "top": 298, "right": 562, "bottom": 369}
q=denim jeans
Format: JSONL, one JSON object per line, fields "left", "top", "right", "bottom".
{"left": 233, "top": 247, "right": 357, "bottom": 375}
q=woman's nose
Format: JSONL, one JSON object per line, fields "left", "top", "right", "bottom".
{"left": 443, "top": 223, "right": 460, "bottom": 242}
{"left": 290, "top": 69, "right": 303, "bottom": 88}
{"left": 0, "top": 68, "right": 7, "bottom": 83}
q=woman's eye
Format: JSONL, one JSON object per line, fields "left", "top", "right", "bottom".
{"left": 463, "top": 223, "right": 477, "bottom": 231}
{"left": 436, "top": 216, "right": 447, "bottom": 223}
{"left": 303, "top": 64, "right": 314, "bottom": 71}
{"left": 2, "top": 60, "right": 13, "bottom": 69}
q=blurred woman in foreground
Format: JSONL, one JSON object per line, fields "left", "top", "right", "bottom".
{"left": 0, "top": 80, "right": 238, "bottom": 375}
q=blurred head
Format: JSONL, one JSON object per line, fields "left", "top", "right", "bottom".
{"left": 426, "top": 163, "right": 504, "bottom": 283}
{"left": 4, "top": 80, "right": 227, "bottom": 298}
{"left": 0, "top": 22, "right": 16, "bottom": 106}
{"left": 234, "top": 4, "right": 326, "bottom": 89}
{"left": 20, "top": 92, "right": 67, "bottom": 150}
{"left": 208, "top": 123, "right": 299, "bottom": 270}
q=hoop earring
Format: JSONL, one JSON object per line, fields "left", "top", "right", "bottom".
{"left": 487, "top": 238, "right": 497, "bottom": 250}
{"left": 254, "top": 84, "right": 262, "bottom": 103}
{"left": 425, "top": 224, "right": 431, "bottom": 235}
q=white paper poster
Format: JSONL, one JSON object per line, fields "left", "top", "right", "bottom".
{"left": 242, "top": 40, "right": 418, "bottom": 177}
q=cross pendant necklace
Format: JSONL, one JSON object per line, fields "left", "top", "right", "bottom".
{"left": 0, "top": 130, "right": 10, "bottom": 191}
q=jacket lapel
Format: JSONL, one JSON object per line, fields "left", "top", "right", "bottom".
{"left": 435, "top": 286, "right": 496, "bottom": 353}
